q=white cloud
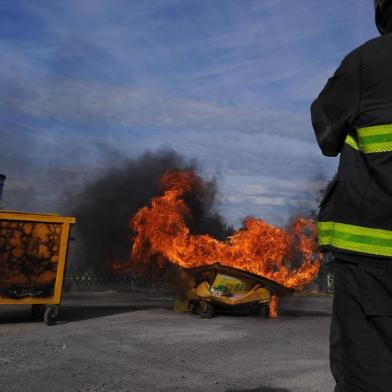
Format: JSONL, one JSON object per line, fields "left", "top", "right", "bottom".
{"left": 0, "top": 0, "right": 374, "bottom": 223}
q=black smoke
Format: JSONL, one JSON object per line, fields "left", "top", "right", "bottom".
{"left": 66, "top": 149, "right": 233, "bottom": 276}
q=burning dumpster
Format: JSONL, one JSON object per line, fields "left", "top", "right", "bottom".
{"left": 175, "top": 263, "right": 292, "bottom": 318}
{"left": 0, "top": 210, "right": 76, "bottom": 325}
{"left": 131, "top": 170, "right": 321, "bottom": 317}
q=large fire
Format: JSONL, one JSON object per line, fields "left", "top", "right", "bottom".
{"left": 131, "top": 170, "right": 320, "bottom": 290}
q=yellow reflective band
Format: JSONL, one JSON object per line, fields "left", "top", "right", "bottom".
{"left": 345, "top": 134, "right": 360, "bottom": 150}
{"left": 318, "top": 221, "right": 392, "bottom": 257}
{"left": 360, "top": 141, "right": 392, "bottom": 154}
{"left": 357, "top": 124, "right": 392, "bottom": 137}
{"left": 344, "top": 124, "right": 392, "bottom": 153}
{"left": 356, "top": 124, "right": 392, "bottom": 153}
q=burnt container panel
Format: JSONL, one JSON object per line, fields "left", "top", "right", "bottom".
{"left": 0, "top": 212, "right": 75, "bottom": 305}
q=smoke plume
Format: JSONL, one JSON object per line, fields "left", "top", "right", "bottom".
{"left": 66, "top": 149, "right": 233, "bottom": 275}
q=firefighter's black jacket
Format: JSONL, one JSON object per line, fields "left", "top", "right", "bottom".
{"left": 311, "top": 25, "right": 392, "bottom": 261}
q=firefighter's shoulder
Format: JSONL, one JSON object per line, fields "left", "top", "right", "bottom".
{"left": 350, "top": 33, "right": 392, "bottom": 58}
{"left": 333, "top": 34, "right": 390, "bottom": 74}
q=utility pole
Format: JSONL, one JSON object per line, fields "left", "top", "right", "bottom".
{"left": 0, "top": 174, "right": 6, "bottom": 209}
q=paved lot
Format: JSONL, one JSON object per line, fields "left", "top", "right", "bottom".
{"left": 0, "top": 292, "right": 334, "bottom": 392}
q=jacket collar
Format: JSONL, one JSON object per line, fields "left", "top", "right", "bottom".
{"left": 380, "top": 7, "right": 392, "bottom": 34}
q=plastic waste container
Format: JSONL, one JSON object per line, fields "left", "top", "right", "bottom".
{"left": 175, "top": 263, "right": 292, "bottom": 319}
{"left": 0, "top": 210, "right": 76, "bottom": 325}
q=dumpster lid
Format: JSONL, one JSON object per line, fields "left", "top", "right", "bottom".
{"left": 0, "top": 210, "right": 76, "bottom": 224}
{"left": 184, "top": 263, "right": 293, "bottom": 295}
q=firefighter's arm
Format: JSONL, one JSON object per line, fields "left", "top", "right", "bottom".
{"left": 311, "top": 51, "right": 360, "bottom": 157}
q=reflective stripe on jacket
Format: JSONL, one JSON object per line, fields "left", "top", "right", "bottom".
{"left": 311, "top": 33, "right": 392, "bottom": 259}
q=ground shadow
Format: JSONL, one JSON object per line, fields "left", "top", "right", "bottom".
{"left": 0, "top": 303, "right": 330, "bottom": 324}
{"left": 59, "top": 305, "right": 155, "bottom": 323}
{"left": 278, "top": 309, "right": 331, "bottom": 317}
{"left": 211, "top": 308, "right": 330, "bottom": 319}
{"left": 0, "top": 305, "right": 157, "bottom": 324}
{"left": 226, "top": 387, "right": 291, "bottom": 392}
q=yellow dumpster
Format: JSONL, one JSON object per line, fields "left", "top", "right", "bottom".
{"left": 176, "top": 263, "right": 292, "bottom": 319}
{"left": 0, "top": 210, "right": 76, "bottom": 325}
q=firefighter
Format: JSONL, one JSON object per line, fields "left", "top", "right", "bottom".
{"left": 311, "top": 1, "right": 392, "bottom": 391}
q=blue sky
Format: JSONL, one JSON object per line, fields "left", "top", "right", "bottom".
{"left": 0, "top": 0, "right": 377, "bottom": 226}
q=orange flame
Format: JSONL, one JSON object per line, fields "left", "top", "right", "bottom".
{"left": 269, "top": 295, "right": 279, "bottom": 318}
{"left": 131, "top": 170, "right": 320, "bottom": 290}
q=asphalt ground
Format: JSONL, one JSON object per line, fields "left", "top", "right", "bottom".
{"left": 0, "top": 292, "right": 334, "bottom": 392}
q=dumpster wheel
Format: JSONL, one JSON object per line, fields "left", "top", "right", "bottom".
{"left": 44, "top": 306, "right": 59, "bottom": 326}
{"left": 190, "top": 302, "right": 199, "bottom": 315}
{"left": 199, "top": 301, "right": 214, "bottom": 319}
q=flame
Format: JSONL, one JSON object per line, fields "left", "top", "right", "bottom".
{"left": 131, "top": 170, "right": 320, "bottom": 290}
{"left": 269, "top": 295, "right": 279, "bottom": 318}
{"left": 110, "top": 260, "right": 129, "bottom": 274}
